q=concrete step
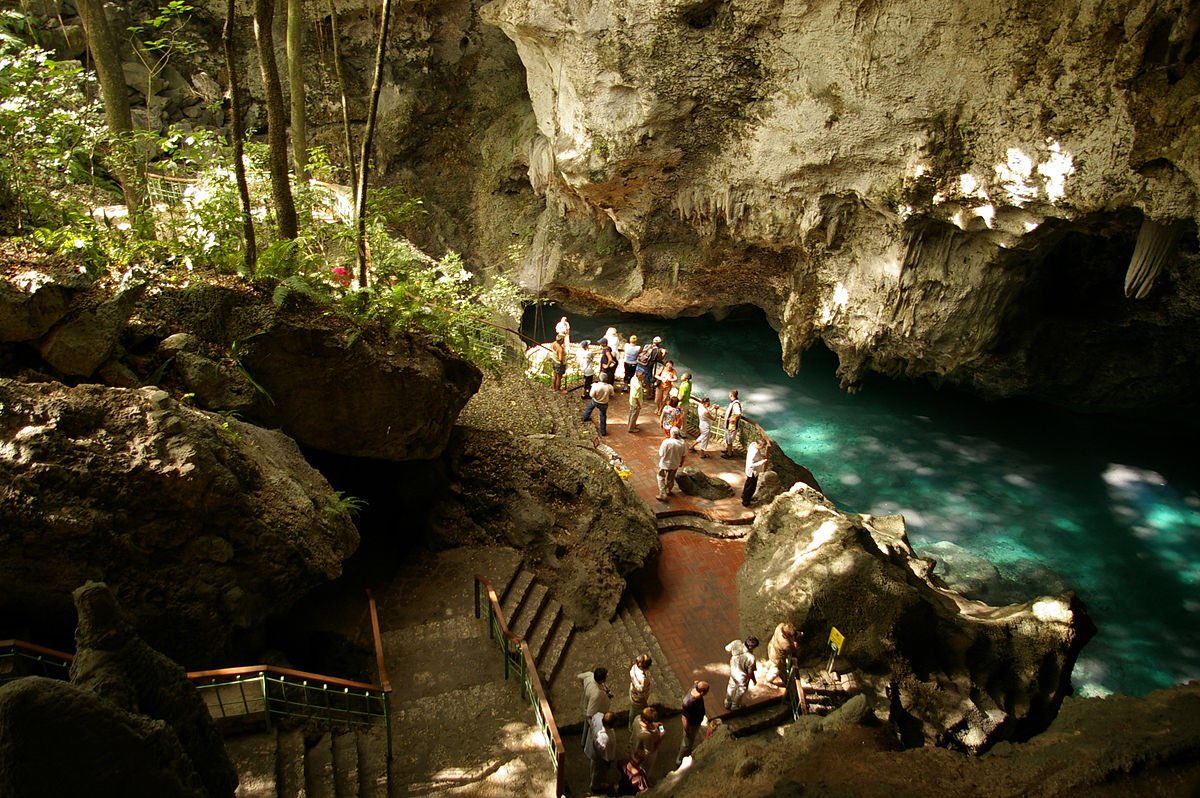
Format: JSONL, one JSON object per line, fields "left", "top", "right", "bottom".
{"left": 500, "top": 570, "right": 534, "bottom": 621}
{"left": 722, "top": 698, "right": 791, "bottom": 738}
{"left": 275, "top": 728, "right": 306, "bottom": 798}
{"left": 617, "top": 597, "right": 686, "bottom": 709}
{"left": 536, "top": 611, "right": 575, "bottom": 685}
{"left": 511, "top": 582, "right": 549, "bottom": 641}
{"left": 331, "top": 729, "right": 359, "bottom": 798}
{"left": 304, "top": 732, "right": 336, "bottom": 798}
{"left": 226, "top": 732, "right": 278, "bottom": 798}
{"left": 527, "top": 603, "right": 563, "bottom": 664}
{"left": 355, "top": 727, "right": 389, "bottom": 798}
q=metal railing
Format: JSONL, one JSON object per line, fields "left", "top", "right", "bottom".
{"left": 0, "top": 639, "right": 74, "bottom": 682}
{"left": 682, "top": 395, "right": 772, "bottom": 452}
{"left": 0, "top": 591, "right": 393, "bottom": 762}
{"left": 473, "top": 575, "right": 565, "bottom": 798}
{"left": 784, "top": 656, "right": 807, "bottom": 721}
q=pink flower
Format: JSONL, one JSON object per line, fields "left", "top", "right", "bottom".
{"left": 331, "top": 266, "right": 351, "bottom": 286}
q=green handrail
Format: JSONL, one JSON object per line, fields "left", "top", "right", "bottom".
{"left": 473, "top": 575, "right": 566, "bottom": 798}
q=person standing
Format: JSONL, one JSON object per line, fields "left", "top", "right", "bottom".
{"left": 556, "top": 316, "right": 571, "bottom": 348}
{"left": 599, "top": 343, "right": 619, "bottom": 387}
{"left": 742, "top": 439, "right": 770, "bottom": 507}
{"left": 766, "top": 621, "right": 800, "bottom": 686}
{"left": 635, "top": 336, "right": 663, "bottom": 391}
{"left": 622, "top": 335, "right": 641, "bottom": 389}
{"left": 627, "top": 373, "right": 644, "bottom": 432}
{"left": 723, "top": 637, "right": 759, "bottom": 711}
{"left": 550, "top": 334, "right": 567, "bottom": 393}
{"left": 577, "top": 340, "right": 595, "bottom": 398}
{"left": 630, "top": 706, "right": 666, "bottom": 775}
{"left": 656, "top": 428, "right": 687, "bottom": 501}
{"left": 677, "top": 372, "right": 693, "bottom": 410}
{"left": 659, "top": 396, "right": 682, "bottom": 436}
{"left": 582, "top": 373, "right": 615, "bottom": 436}
{"left": 578, "top": 667, "right": 612, "bottom": 726}
{"left": 583, "top": 711, "right": 616, "bottom": 793}
{"left": 628, "top": 655, "right": 653, "bottom": 725}
{"left": 655, "top": 360, "right": 677, "bottom": 413}
{"left": 675, "top": 681, "right": 709, "bottom": 768}
{"left": 722, "top": 389, "right": 743, "bottom": 458}
{"left": 690, "top": 397, "right": 713, "bottom": 458}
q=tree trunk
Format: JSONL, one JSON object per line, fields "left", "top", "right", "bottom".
{"left": 76, "top": 0, "right": 145, "bottom": 224}
{"left": 355, "top": 0, "right": 394, "bottom": 287}
{"left": 287, "top": 0, "right": 307, "bottom": 181}
{"left": 254, "top": 0, "right": 299, "bottom": 239}
{"left": 329, "top": 8, "right": 356, "bottom": 189}
{"left": 224, "top": 0, "right": 257, "bottom": 270}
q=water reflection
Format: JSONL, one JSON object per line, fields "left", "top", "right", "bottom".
{"left": 527, "top": 306, "right": 1200, "bottom": 697}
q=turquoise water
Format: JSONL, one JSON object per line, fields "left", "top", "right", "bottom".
{"left": 527, "top": 306, "right": 1200, "bottom": 697}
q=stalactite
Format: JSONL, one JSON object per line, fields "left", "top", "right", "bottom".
{"left": 1125, "top": 217, "right": 1184, "bottom": 299}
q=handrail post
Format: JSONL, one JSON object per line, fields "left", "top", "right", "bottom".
{"left": 474, "top": 577, "right": 481, "bottom": 619}
{"left": 262, "top": 673, "right": 272, "bottom": 731}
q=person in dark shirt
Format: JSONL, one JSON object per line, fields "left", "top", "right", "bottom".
{"left": 675, "top": 680, "right": 710, "bottom": 768}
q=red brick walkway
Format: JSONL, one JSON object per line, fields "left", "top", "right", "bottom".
{"left": 631, "top": 532, "right": 743, "bottom": 718}
{"left": 582, "top": 389, "right": 754, "bottom": 523}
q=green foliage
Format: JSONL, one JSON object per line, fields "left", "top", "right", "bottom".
{"left": 326, "top": 491, "right": 368, "bottom": 521}
{"left": 0, "top": 42, "right": 107, "bottom": 230}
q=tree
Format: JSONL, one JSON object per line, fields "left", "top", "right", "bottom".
{"left": 223, "top": 0, "right": 256, "bottom": 269}
{"left": 253, "top": 0, "right": 298, "bottom": 239}
{"left": 354, "top": 0, "right": 393, "bottom": 286}
{"left": 76, "top": 0, "right": 146, "bottom": 223}
{"left": 286, "top": 0, "right": 306, "bottom": 180}
{"left": 329, "top": 8, "right": 356, "bottom": 188}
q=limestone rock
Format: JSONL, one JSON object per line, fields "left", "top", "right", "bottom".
{"left": 0, "top": 272, "right": 78, "bottom": 342}
{"left": 69, "top": 582, "right": 238, "bottom": 798}
{"left": 481, "top": 0, "right": 1200, "bottom": 414}
{"left": 0, "top": 379, "right": 358, "bottom": 662}
{"left": 431, "top": 429, "right": 660, "bottom": 627}
{"left": 173, "top": 351, "right": 257, "bottom": 412}
{"left": 737, "top": 486, "right": 1094, "bottom": 753}
{"left": 676, "top": 466, "right": 734, "bottom": 499}
{"left": 0, "top": 677, "right": 207, "bottom": 798}
{"left": 36, "top": 284, "right": 144, "bottom": 377}
{"left": 143, "top": 285, "right": 482, "bottom": 462}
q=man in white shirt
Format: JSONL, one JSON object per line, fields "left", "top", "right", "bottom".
{"left": 742, "top": 439, "right": 770, "bottom": 507}
{"left": 581, "top": 373, "right": 615, "bottom": 435}
{"left": 724, "top": 636, "right": 759, "bottom": 711}
{"left": 656, "top": 427, "right": 687, "bottom": 501}
{"left": 578, "top": 667, "right": 612, "bottom": 725}
{"left": 583, "top": 711, "right": 616, "bottom": 792}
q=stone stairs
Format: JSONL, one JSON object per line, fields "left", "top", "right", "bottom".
{"left": 224, "top": 725, "right": 389, "bottom": 798}
{"left": 612, "top": 595, "right": 686, "bottom": 713}
{"left": 497, "top": 567, "right": 576, "bottom": 686}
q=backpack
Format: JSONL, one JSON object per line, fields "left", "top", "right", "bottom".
{"left": 636, "top": 345, "right": 660, "bottom": 367}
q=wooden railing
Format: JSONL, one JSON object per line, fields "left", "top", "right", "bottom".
{"left": 0, "top": 590, "right": 393, "bottom": 762}
{"left": 473, "top": 575, "right": 566, "bottom": 798}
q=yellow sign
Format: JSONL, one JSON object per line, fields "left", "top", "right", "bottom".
{"left": 828, "top": 627, "right": 845, "bottom": 654}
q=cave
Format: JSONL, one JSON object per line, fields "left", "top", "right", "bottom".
{"left": 2, "top": 0, "right": 1200, "bottom": 796}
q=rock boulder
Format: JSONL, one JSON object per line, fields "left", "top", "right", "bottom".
{"left": 0, "top": 677, "right": 207, "bottom": 798}
{"left": 69, "top": 582, "right": 237, "bottom": 798}
{"left": 431, "top": 428, "right": 660, "bottom": 627}
{"left": 676, "top": 466, "right": 734, "bottom": 499}
{"left": 0, "top": 379, "right": 358, "bottom": 662}
{"left": 737, "top": 486, "right": 1094, "bottom": 753}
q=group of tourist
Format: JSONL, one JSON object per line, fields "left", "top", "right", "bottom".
{"left": 578, "top": 621, "right": 801, "bottom": 794}
{"left": 547, "top": 317, "right": 774, "bottom": 507}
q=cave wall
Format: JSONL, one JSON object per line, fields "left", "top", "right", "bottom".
{"left": 479, "top": 0, "right": 1200, "bottom": 411}
{"left": 28, "top": 0, "right": 1200, "bottom": 411}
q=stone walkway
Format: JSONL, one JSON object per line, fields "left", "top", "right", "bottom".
{"left": 578, "top": 388, "right": 754, "bottom": 524}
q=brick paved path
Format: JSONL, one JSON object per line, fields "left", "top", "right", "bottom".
{"left": 579, "top": 388, "right": 754, "bottom": 523}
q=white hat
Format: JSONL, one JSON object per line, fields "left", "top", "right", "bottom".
{"left": 652, "top": 336, "right": 662, "bottom": 344}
